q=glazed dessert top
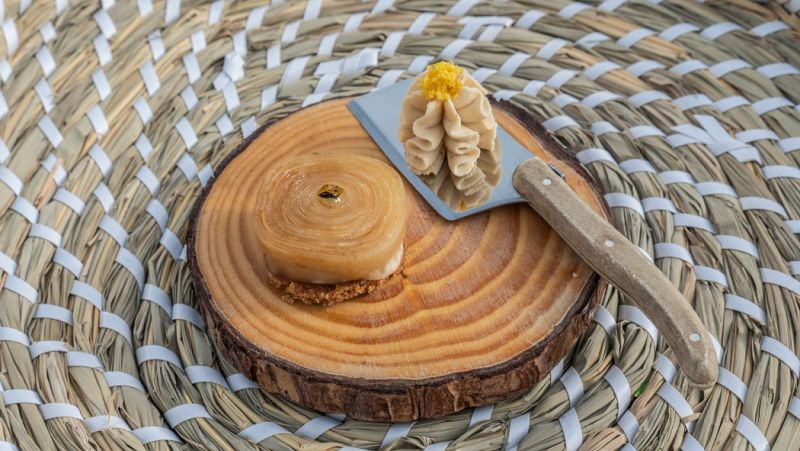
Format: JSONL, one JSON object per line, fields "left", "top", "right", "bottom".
{"left": 254, "top": 152, "right": 407, "bottom": 285}
{"left": 398, "top": 62, "right": 502, "bottom": 211}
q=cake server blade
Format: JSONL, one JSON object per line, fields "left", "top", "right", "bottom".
{"left": 348, "top": 78, "right": 718, "bottom": 389}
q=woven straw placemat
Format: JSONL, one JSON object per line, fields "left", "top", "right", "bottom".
{"left": 0, "top": 0, "right": 798, "bottom": 449}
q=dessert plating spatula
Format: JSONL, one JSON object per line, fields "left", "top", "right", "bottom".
{"left": 348, "top": 78, "right": 718, "bottom": 389}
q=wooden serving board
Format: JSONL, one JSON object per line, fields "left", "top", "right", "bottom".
{"left": 189, "top": 98, "right": 607, "bottom": 422}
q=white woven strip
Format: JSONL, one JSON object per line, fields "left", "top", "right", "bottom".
{"left": 734, "top": 415, "right": 768, "bottom": 451}
{"left": 115, "top": 248, "right": 145, "bottom": 290}
{"left": 98, "top": 215, "right": 128, "bottom": 246}
{"left": 673, "top": 214, "right": 716, "bottom": 234}
{"left": 0, "top": 326, "right": 30, "bottom": 347}
{"left": 716, "top": 368, "right": 747, "bottom": 402}
{"left": 447, "top": 0, "right": 481, "bottom": 16}
{"left": 561, "top": 367, "right": 584, "bottom": 406}
{"left": 577, "top": 148, "right": 615, "bottom": 165}
{"left": 29, "top": 340, "right": 68, "bottom": 359}
{"left": 536, "top": 39, "right": 568, "bottom": 60}
{"left": 4, "top": 275, "right": 37, "bottom": 303}
{"left": 185, "top": 365, "right": 229, "bottom": 389}
{"left": 618, "top": 28, "right": 654, "bottom": 48}
{"left": 789, "top": 397, "right": 800, "bottom": 419}
{"left": 0, "top": 441, "right": 18, "bottom": 451}
{"left": 681, "top": 433, "right": 704, "bottom": 451}
{"left": 66, "top": 351, "right": 103, "bottom": 369}
{"left": 135, "top": 345, "right": 183, "bottom": 369}
{"left": 423, "top": 442, "right": 451, "bottom": 451}
{"left": 670, "top": 60, "right": 708, "bottom": 77}
{"left": 559, "top": 408, "right": 582, "bottom": 451}
{"left": 709, "top": 59, "right": 751, "bottom": 78}
{"left": 593, "top": 305, "right": 616, "bottom": 336}
{"left": 724, "top": 294, "right": 766, "bottom": 324}
{"left": 715, "top": 235, "right": 759, "bottom": 259}
{"left": 135, "top": 134, "right": 154, "bottom": 160}
{"left": 618, "top": 410, "right": 639, "bottom": 442}
{"left": 550, "top": 358, "right": 565, "bottom": 386}
{"left": 40, "top": 402, "right": 83, "bottom": 421}
{"left": 163, "top": 403, "right": 212, "bottom": 428}
{"left": 296, "top": 415, "right": 341, "bottom": 440}
{"left": 628, "top": 125, "right": 665, "bottom": 140}
{"left": 131, "top": 426, "right": 182, "bottom": 444}
{"left": 160, "top": 229, "right": 183, "bottom": 260}
{"left": 618, "top": 305, "right": 658, "bottom": 343}
{"left": 739, "top": 197, "right": 787, "bottom": 218}
{"left": 37, "top": 115, "right": 63, "bottom": 148}
{"left": 604, "top": 192, "right": 645, "bottom": 217}
{"left": 2, "top": 389, "right": 43, "bottom": 406}
{"left": 760, "top": 268, "right": 800, "bottom": 296}
{"left": 33, "top": 304, "right": 73, "bottom": 325}
{"left": 380, "top": 422, "right": 415, "bottom": 449}
{"left": 34, "top": 79, "right": 55, "bottom": 112}
{"left": 99, "top": 311, "right": 132, "bottom": 345}
{"left": 239, "top": 421, "right": 289, "bottom": 443}
{"left": 760, "top": 336, "right": 800, "bottom": 376}
{"left": 780, "top": 137, "right": 800, "bottom": 154}
{"left": 408, "top": 12, "right": 435, "bottom": 34}
{"left": 515, "top": 10, "right": 545, "bottom": 29}
{"left": 752, "top": 97, "right": 793, "bottom": 115}
{"left": 28, "top": 224, "right": 62, "bottom": 247}
{"left": 145, "top": 199, "right": 168, "bottom": 233}
{"left": 85, "top": 415, "right": 132, "bottom": 433}
{"left": 701, "top": 22, "right": 742, "bottom": 40}
{"left": 70, "top": 281, "right": 104, "bottom": 310}
{"left": 558, "top": 3, "right": 589, "bottom": 19}
{"left": 750, "top": 21, "right": 789, "bottom": 37}
{"left": 582, "top": 91, "right": 620, "bottom": 108}
{"left": 226, "top": 373, "right": 259, "bottom": 392}
{"left": 673, "top": 94, "right": 712, "bottom": 111}
{"left": 136, "top": 166, "right": 160, "bottom": 195}
{"left": 763, "top": 165, "right": 800, "bottom": 180}
{"left": 604, "top": 365, "right": 632, "bottom": 419}
{"left": 498, "top": 52, "right": 529, "bottom": 76}
{"left": 469, "top": 404, "right": 493, "bottom": 426}
{"left": 0, "top": 166, "right": 22, "bottom": 195}
{"left": 656, "top": 383, "right": 693, "bottom": 419}
{"left": 439, "top": 39, "right": 471, "bottom": 60}
{"left": 505, "top": 411, "right": 530, "bottom": 451}
{"left": 53, "top": 188, "right": 87, "bottom": 216}
{"left": 653, "top": 354, "right": 677, "bottom": 384}
{"left": 576, "top": 32, "right": 610, "bottom": 48}
{"left": 0, "top": 250, "right": 14, "bottom": 274}
{"left": 736, "top": 128, "right": 780, "bottom": 144}
{"left": 105, "top": 371, "right": 146, "bottom": 392}
{"left": 654, "top": 243, "right": 693, "bottom": 264}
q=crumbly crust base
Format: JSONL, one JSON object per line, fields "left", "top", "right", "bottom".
{"left": 264, "top": 261, "right": 404, "bottom": 305}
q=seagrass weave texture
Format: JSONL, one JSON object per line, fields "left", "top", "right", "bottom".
{"left": 0, "top": 0, "right": 799, "bottom": 449}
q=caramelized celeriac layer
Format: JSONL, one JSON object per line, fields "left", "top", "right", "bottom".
{"left": 254, "top": 153, "right": 408, "bottom": 285}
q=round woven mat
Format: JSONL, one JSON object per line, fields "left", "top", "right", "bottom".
{"left": 0, "top": 0, "right": 799, "bottom": 450}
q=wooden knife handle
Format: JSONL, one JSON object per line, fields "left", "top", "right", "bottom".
{"left": 513, "top": 157, "right": 718, "bottom": 389}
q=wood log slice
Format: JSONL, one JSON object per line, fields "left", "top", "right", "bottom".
{"left": 189, "top": 98, "right": 608, "bottom": 422}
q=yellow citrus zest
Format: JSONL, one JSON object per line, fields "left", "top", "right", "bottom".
{"left": 419, "top": 61, "right": 464, "bottom": 101}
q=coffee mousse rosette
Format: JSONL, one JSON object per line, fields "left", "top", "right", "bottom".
{"left": 398, "top": 61, "right": 502, "bottom": 211}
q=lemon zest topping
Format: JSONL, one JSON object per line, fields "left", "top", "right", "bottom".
{"left": 419, "top": 61, "right": 464, "bottom": 101}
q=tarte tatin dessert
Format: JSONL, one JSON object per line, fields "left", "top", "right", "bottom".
{"left": 255, "top": 62, "right": 501, "bottom": 305}
{"left": 254, "top": 152, "right": 408, "bottom": 305}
